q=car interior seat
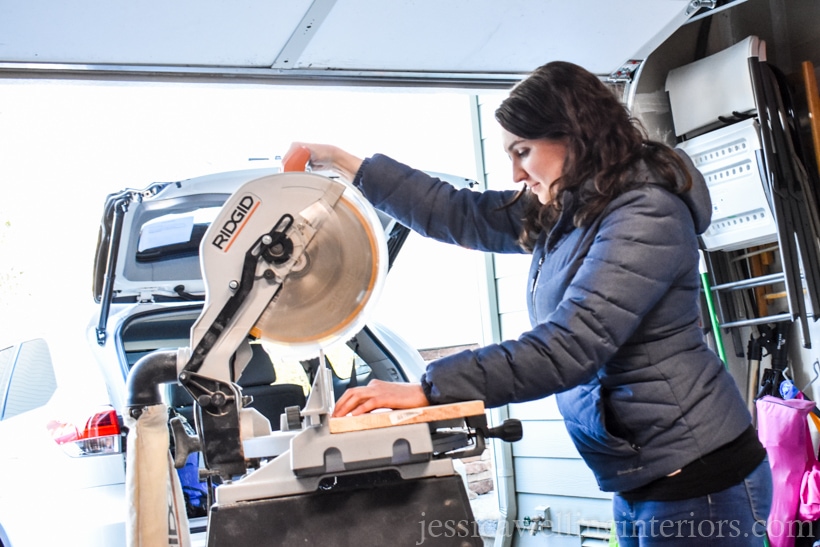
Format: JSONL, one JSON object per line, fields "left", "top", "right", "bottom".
{"left": 330, "top": 360, "right": 374, "bottom": 401}
{"left": 167, "top": 344, "right": 306, "bottom": 431}
{"left": 235, "top": 344, "right": 306, "bottom": 430}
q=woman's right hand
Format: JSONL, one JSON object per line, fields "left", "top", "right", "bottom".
{"left": 332, "top": 379, "right": 430, "bottom": 417}
{"left": 284, "top": 142, "right": 364, "bottom": 182}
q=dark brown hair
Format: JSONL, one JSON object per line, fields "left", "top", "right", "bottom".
{"left": 495, "top": 61, "right": 691, "bottom": 251}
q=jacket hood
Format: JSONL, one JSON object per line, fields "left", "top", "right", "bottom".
{"left": 672, "top": 148, "right": 712, "bottom": 234}
{"left": 617, "top": 147, "right": 712, "bottom": 235}
{"left": 548, "top": 147, "right": 711, "bottom": 249}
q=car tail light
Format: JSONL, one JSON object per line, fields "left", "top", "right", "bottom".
{"left": 47, "top": 407, "right": 123, "bottom": 456}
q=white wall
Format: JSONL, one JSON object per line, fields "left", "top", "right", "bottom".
{"left": 0, "top": 80, "right": 485, "bottom": 351}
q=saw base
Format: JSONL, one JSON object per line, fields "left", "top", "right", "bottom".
{"left": 206, "top": 473, "right": 482, "bottom": 547}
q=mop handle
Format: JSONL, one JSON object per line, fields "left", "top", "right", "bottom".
{"left": 699, "top": 251, "right": 728, "bottom": 367}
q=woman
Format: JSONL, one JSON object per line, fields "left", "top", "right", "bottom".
{"left": 284, "top": 61, "right": 772, "bottom": 545}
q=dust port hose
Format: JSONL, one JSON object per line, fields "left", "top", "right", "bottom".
{"left": 125, "top": 350, "right": 179, "bottom": 418}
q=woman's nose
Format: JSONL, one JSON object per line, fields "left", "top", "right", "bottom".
{"left": 511, "top": 163, "right": 527, "bottom": 184}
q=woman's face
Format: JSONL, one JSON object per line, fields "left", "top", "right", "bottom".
{"left": 501, "top": 129, "right": 568, "bottom": 205}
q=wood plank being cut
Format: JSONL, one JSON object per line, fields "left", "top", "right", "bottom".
{"left": 329, "top": 400, "right": 485, "bottom": 434}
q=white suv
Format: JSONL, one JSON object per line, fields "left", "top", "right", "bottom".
{"left": 0, "top": 167, "right": 428, "bottom": 547}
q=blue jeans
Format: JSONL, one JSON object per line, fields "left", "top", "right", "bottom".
{"left": 613, "top": 460, "right": 773, "bottom": 546}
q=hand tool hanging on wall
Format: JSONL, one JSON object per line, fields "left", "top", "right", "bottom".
{"left": 747, "top": 325, "right": 769, "bottom": 415}
{"left": 751, "top": 321, "right": 820, "bottom": 427}
{"left": 754, "top": 322, "right": 790, "bottom": 400}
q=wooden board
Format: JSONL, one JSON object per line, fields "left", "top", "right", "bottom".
{"left": 329, "top": 400, "right": 485, "bottom": 434}
{"left": 803, "top": 61, "right": 820, "bottom": 178}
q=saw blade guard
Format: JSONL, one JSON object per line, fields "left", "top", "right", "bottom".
{"left": 195, "top": 171, "right": 388, "bottom": 362}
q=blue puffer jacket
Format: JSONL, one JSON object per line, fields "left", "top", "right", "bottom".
{"left": 351, "top": 151, "right": 751, "bottom": 493}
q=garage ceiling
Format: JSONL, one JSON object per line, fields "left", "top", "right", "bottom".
{"left": 0, "top": 0, "right": 719, "bottom": 88}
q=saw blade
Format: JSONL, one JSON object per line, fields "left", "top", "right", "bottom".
{"left": 251, "top": 179, "right": 386, "bottom": 357}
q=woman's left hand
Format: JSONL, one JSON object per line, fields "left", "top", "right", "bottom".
{"left": 282, "top": 142, "right": 363, "bottom": 182}
{"left": 332, "top": 380, "right": 429, "bottom": 417}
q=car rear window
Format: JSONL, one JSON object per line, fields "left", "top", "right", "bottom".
{"left": 136, "top": 207, "right": 221, "bottom": 263}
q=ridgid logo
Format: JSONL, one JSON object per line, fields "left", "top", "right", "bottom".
{"left": 212, "top": 195, "right": 259, "bottom": 251}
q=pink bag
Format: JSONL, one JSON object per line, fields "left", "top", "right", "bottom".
{"left": 756, "top": 395, "right": 816, "bottom": 547}
{"left": 800, "top": 461, "right": 820, "bottom": 521}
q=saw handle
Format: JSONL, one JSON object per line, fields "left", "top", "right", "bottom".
{"left": 283, "top": 146, "right": 310, "bottom": 172}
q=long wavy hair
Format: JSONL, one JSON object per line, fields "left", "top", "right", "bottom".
{"left": 495, "top": 61, "right": 692, "bottom": 251}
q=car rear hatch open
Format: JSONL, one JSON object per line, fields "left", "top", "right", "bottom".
{"left": 91, "top": 168, "right": 472, "bottom": 346}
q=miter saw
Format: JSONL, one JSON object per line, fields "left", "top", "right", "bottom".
{"left": 124, "top": 152, "right": 522, "bottom": 547}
